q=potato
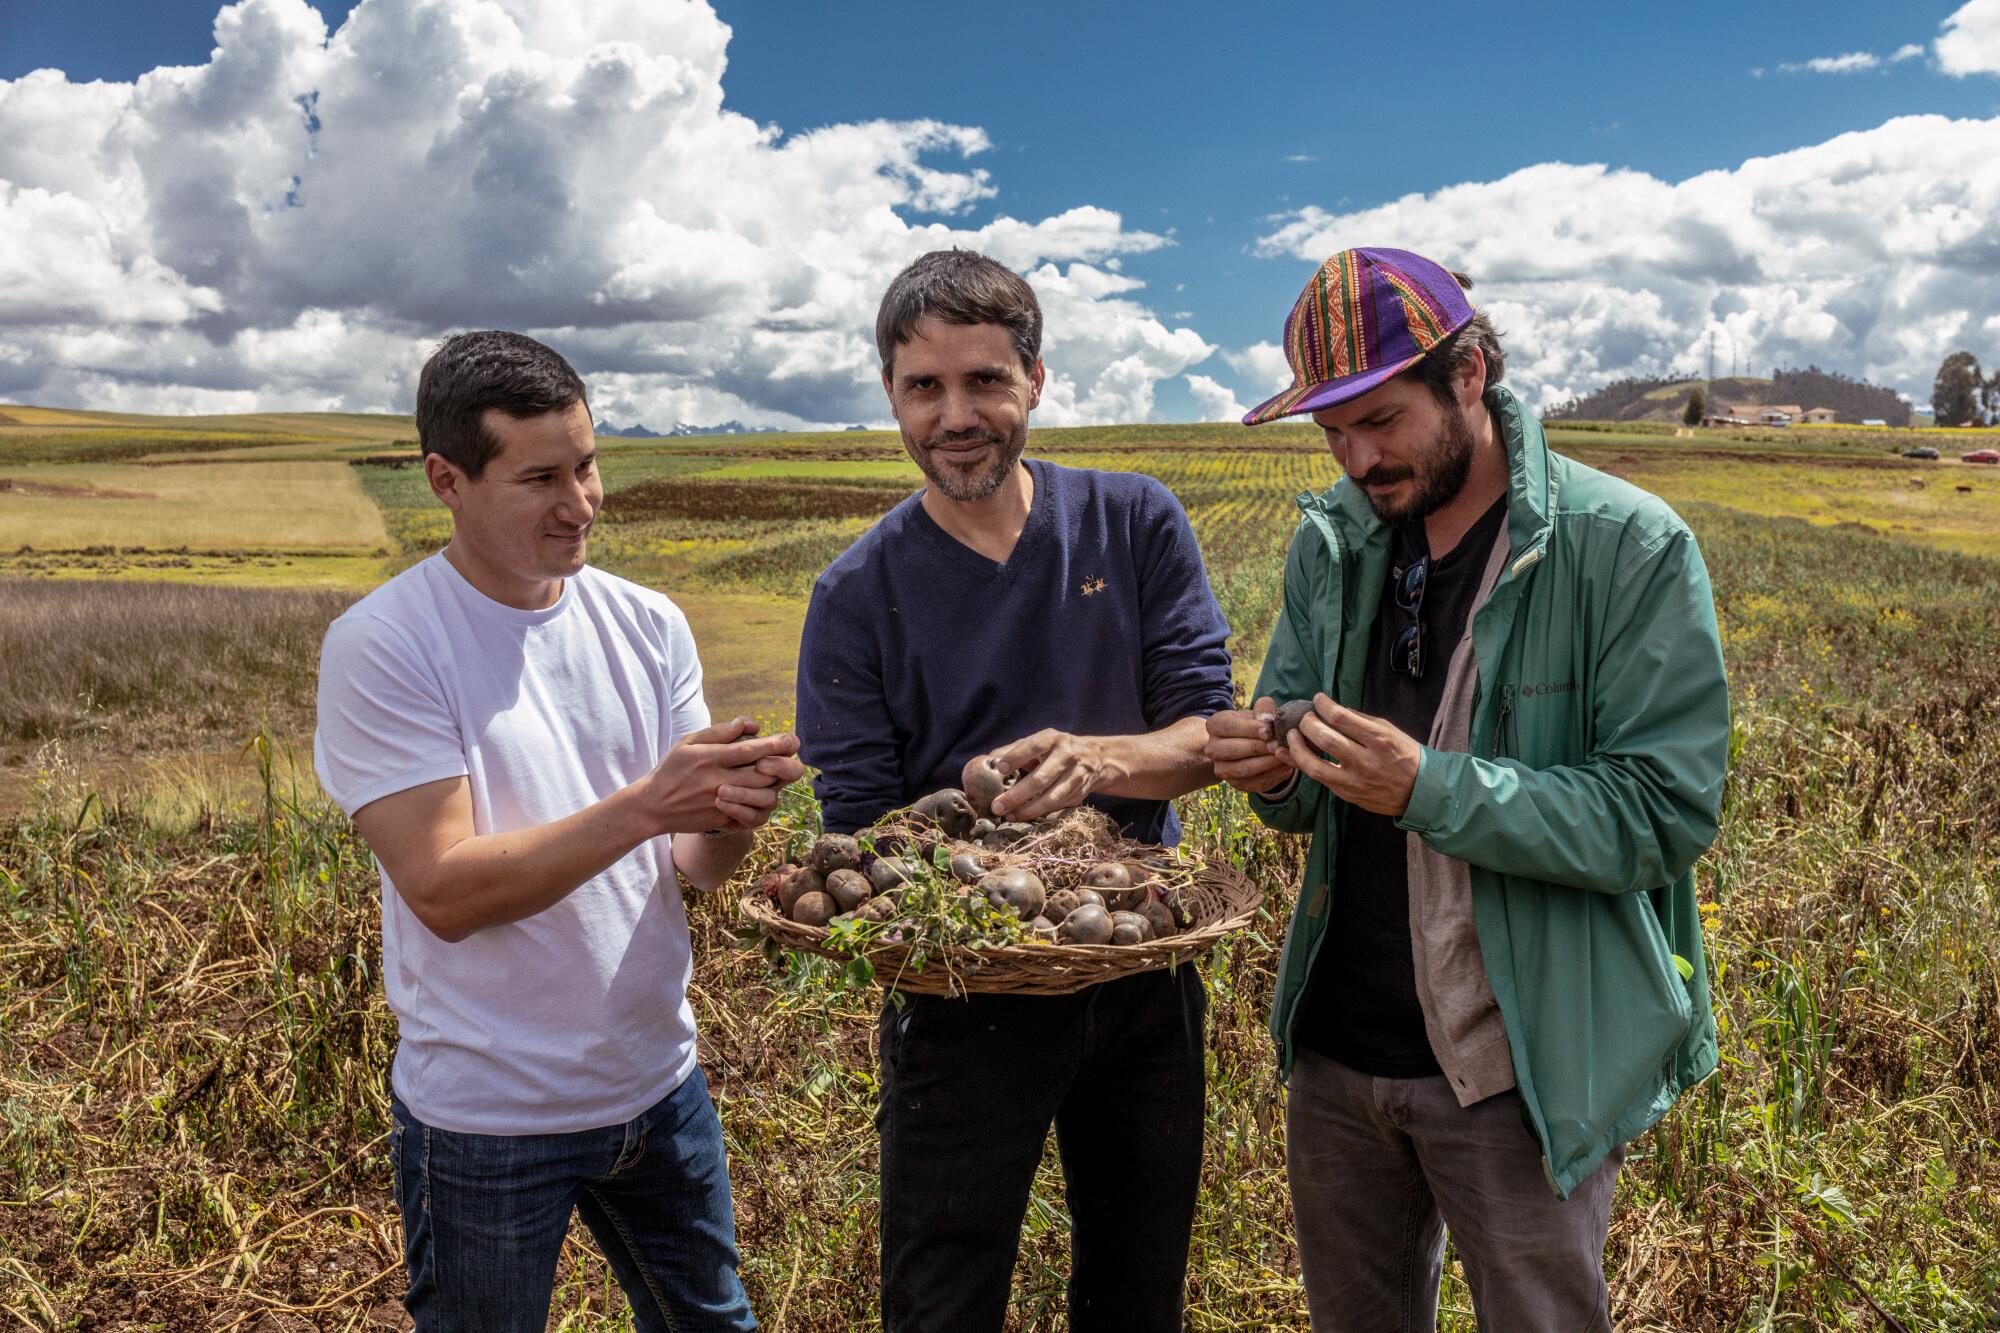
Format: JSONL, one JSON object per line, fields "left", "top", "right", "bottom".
{"left": 1109, "top": 910, "right": 1155, "bottom": 945}
{"left": 869, "top": 830, "right": 913, "bottom": 858}
{"left": 1082, "top": 862, "right": 1147, "bottom": 911}
{"left": 809, "top": 834, "right": 862, "bottom": 875}
{"left": 859, "top": 896, "right": 900, "bottom": 924}
{"left": 983, "top": 822, "right": 1035, "bottom": 851}
{"left": 1273, "top": 699, "right": 1316, "bottom": 751}
{"left": 779, "top": 868, "right": 825, "bottom": 915}
{"left": 1056, "top": 902, "right": 1113, "bottom": 945}
{"left": 1073, "top": 887, "right": 1106, "bottom": 912}
{"left": 963, "top": 754, "right": 1017, "bottom": 819}
{"left": 1042, "top": 888, "right": 1082, "bottom": 924}
{"left": 979, "top": 867, "right": 1046, "bottom": 920}
{"left": 825, "top": 868, "right": 871, "bottom": 913}
{"left": 949, "top": 851, "right": 988, "bottom": 885}
{"left": 913, "top": 789, "right": 977, "bottom": 839}
{"left": 790, "top": 890, "right": 837, "bottom": 927}
{"left": 867, "top": 856, "right": 920, "bottom": 895}
{"left": 1028, "top": 917, "right": 1059, "bottom": 942}
{"left": 753, "top": 862, "right": 797, "bottom": 904}
{"left": 1135, "top": 899, "right": 1178, "bottom": 939}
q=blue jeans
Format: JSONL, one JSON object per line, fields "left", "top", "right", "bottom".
{"left": 390, "top": 1066, "right": 757, "bottom": 1332}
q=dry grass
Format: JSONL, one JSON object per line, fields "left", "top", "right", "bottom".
{"left": 0, "top": 578, "right": 353, "bottom": 751}
{"left": 0, "top": 462, "right": 388, "bottom": 551}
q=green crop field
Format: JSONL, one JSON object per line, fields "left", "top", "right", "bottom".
{"left": 1, "top": 413, "right": 1997, "bottom": 1330}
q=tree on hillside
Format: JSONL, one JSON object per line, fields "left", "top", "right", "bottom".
{"left": 1933, "top": 351, "right": 1983, "bottom": 427}
{"left": 1683, "top": 387, "right": 1705, "bottom": 426}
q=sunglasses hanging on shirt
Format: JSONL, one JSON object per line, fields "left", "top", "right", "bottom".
{"left": 1391, "top": 553, "right": 1428, "bottom": 679}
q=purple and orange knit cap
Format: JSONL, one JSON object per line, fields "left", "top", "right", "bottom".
{"left": 1242, "top": 247, "right": 1474, "bottom": 426}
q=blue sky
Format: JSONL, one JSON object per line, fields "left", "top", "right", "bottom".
{"left": 3, "top": 0, "right": 1998, "bottom": 423}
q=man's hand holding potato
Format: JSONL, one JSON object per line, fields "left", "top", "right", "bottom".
{"left": 1205, "top": 694, "right": 1422, "bottom": 818}
{"left": 1203, "top": 697, "right": 1297, "bottom": 796}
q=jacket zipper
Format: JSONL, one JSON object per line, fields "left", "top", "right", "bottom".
{"left": 1282, "top": 509, "right": 1346, "bottom": 1074}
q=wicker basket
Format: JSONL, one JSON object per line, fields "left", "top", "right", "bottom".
{"left": 739, "top": 860, "right": 1261, "bottom": 997}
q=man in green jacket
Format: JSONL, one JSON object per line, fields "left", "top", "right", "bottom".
{"left": 1205, "top": 247, "right": 1728, "bottom": 1330}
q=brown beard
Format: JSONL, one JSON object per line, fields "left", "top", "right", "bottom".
{"left": 907, "top": 424, "right": 1029, "bottom": 502}
{"left": 1351, "top": 399, "right": 1476, "bottom": 525}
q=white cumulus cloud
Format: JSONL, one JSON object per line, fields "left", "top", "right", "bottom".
{"left": 1938, "top": 0, "right": 2000, "bottom": 75}
{"left": 1253, "top": 114, "right": 2000, "bottom": 412}
{"left": 1222, "top": 342, "right": 1294, "bottom": 395}
{"left": 0, "top": 0, "right": 1208, "bottom": 426}
{"left": 1184, "top": 374, "right": 1247, "bottom": 422}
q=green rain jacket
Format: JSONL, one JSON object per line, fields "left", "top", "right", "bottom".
{"left": 1250, "top": 386, "right": 1728, "bottom": 1197}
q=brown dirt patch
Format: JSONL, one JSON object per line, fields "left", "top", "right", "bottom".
{"left": 604, "top": 478, "right": 904, "bottom": 523}
{"left": 0, "top": 475, "right": 153, "bottom": 499}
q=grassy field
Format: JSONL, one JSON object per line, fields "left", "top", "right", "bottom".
{"left": 0, "top": 461, "right": 388, "bottom": 552}
{"left": 1, "top": 413, "right": 1998, "bottom": 1329}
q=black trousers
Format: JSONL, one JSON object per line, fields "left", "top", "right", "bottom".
{"left": 875, "top": 964, "right": 1207, "bottom": 1333}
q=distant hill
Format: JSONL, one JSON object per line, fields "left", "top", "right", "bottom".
{"left": 595, "top": 419, "right": 782, "bottom": 438}
{"left": 0, "top": 403, "right": 413, "bottom": 442}
{"left": 1544, "top": 367, "right": 1911, "bottom": 427}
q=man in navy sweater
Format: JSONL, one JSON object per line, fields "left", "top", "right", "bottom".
{"left": 796, "top": 249, "right": 1234, "bottom": 1332}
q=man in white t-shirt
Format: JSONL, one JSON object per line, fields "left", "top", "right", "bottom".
{"left": 315, "top": 330, "right": 800, "bottom": 1331}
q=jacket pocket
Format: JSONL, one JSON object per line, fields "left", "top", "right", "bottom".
{"left": 1490, "top": 683, "right": 1519, "bottom": 758}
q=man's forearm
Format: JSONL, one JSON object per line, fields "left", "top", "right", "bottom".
{"left": 1091, "top": 716, "right": 1218, "bottom": 801}
{"left": 413, "top": 783, "right": 662, "bottom": 941}
{"left": 672, "top": 827, "right": 756, "bottom": 891}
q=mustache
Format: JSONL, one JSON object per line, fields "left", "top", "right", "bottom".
{"left": 1351, "top": 465, "right": 1414, "bottom": 488}
{"left": 921, "top": 429, "right": 1005, "bottom": 451}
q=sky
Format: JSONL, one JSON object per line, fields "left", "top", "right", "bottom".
{"left": 2, "top": 0, "right": 1998, "bottom": 427}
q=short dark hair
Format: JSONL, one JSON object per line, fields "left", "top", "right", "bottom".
{"left": 875, "top": 249, "right": 1042, "bottom": 378}
{"left": 1404, "top": 271, "right": 1506, "bottom": 408}
{"left": 415, "top": 331, "right": 589, "bottom": 479}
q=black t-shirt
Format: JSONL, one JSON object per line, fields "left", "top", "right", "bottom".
{"left": 1298, "top": 495, "right": 1508, "bottom": 1077}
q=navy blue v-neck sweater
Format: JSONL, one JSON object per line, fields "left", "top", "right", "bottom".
{"left": 796, "top": 459, "right": 1234, "bottom": 844}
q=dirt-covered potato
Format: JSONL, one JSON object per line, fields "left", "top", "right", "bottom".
{"left": 754, "top": 862, "right": 798, "bottom": 904}
{"left": 779, "top": 867, "right": 825, "bottom": 915}
{"left": 825, "top": 868, "right": 871, "bottom": 912}
{"left": 859, "top": 896, "right": 900, "bottom": 923}
{"left": 1042, "top": 888, "right": 1082, "bottom": 924}
{"left": 1028, "top": 917, "right": 1059, "bottom": 942}
{"left": 949, "top": 850, "right": 988, "bottom": 885}
{"left": 979, "top": 867, "right": 1046, "bottom": 920}
{"left": 808, "top": 834, "right": 862, "bottom": 875}
{"left": 1082, "top": 861, "right": 1147, "bottom": 912}
{"left": 1056, "top": 902, "right": 1114, "bottom": 945}
{"left": 1135, "top": 899, "right": 1178, "bottom": 939}
{"left": 1073, "top": 887, "right": 1107, "bottom": 912}
{"left": 867, "top": 856, "right": 920, "bottom": 895}
{"left": 869, "top": 830, "right": 913, "bottom": 858}
{"left": 983, "top": 822, "right": 1035, "bottom": 851}
{"left": 791, "top": 890, "right": 837, "bottom": 927}
{"left": 969, "top": 818, "right": 997, "bottom": 841}
{"left": 963, "top": 754, "right": 1017, "bottom": 819}
{"left": 1109, "top": 910, "right": 1155, "bottom": 945}
{"left": 913, "top": 789, "right": 977, "bottom": 840}
{"left": 1273, "top": 699, "right": 1316, "bottom": 751}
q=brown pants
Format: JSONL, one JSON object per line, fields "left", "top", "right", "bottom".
{"left": 1285, "top": 1047, "right": 1623, "bottom": 1332}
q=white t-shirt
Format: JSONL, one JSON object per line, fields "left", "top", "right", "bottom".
{"left": 314, "top": 554, "right": 709, "bottom": 1135}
